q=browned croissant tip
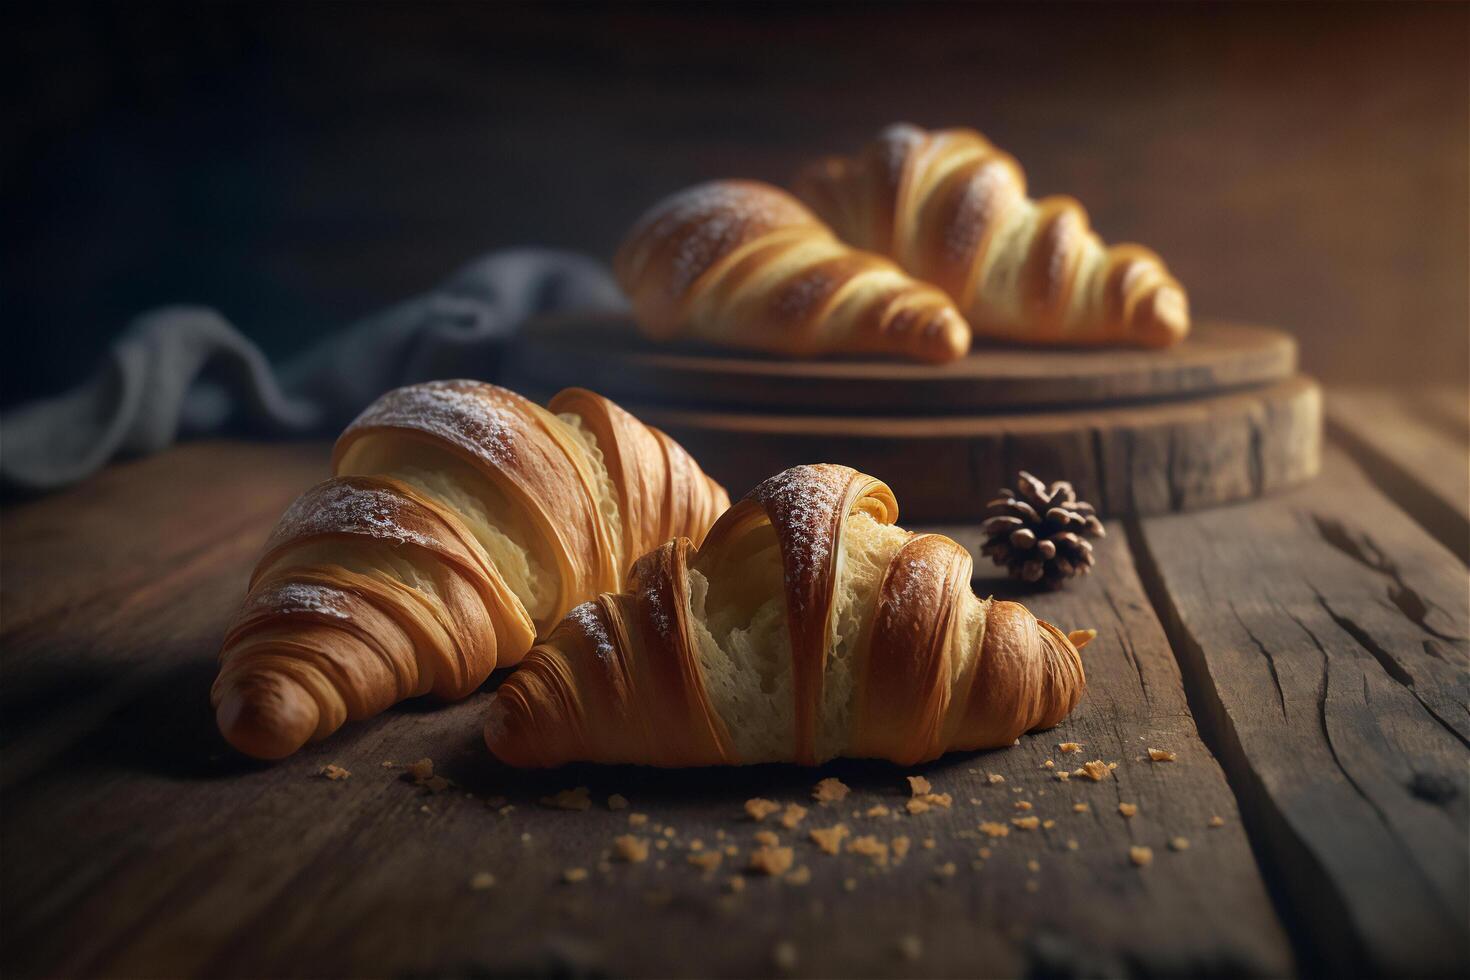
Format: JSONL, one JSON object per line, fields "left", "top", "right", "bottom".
{"left": 214, "top": 675, "right": 320, "bottom": 761}
{"left": 1136, "top": 283, "right": 1191, "bottom": 347}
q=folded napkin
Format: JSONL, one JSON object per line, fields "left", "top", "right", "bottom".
{"left": 0, "top": 248, "right": 624, "bottom": 492}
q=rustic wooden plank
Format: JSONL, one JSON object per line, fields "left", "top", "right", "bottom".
{"left": 1327, "top": 386, "right": 1469, "bottom": 564}
{"left": 0, "top": 442, "right": 1292, "bottom": 977}
{"left": 1133, "top": 446, "right": 1470, "bottom": 977}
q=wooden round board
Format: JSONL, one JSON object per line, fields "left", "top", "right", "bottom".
{"left": 510, "top": 316, "right": 1297, "bottom": 413}
{"left": 504, "top": 317, "right": 1322, "bottom": 520}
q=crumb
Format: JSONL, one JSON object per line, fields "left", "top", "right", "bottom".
{"left": 809, "top": 824, "right": 850, "bottom": 855}
{"left": 563, "top": 867, "right": 589, "bottom": 883}
{"left": 865, "top": 804, "right": 890, "bottom": 818}
{"left": 689, "top": 839, "right": 704, "bottom": 851}
{"left": 1077, "top": 760, "right": 1111, "bottom": 782}
{"left": 748, "top": 846, "right": 795, "bottom": 876}
{"left": 1118, "top": 802, "right": 1138, "bottom": 818}
{"left": 922, "top": 838, "right": 936, "bottom": 850}
{"left": 745, "top": 798, "right": 781, "bottom": 822}
{"left": 1012, "top": 816, "right": 1041, "bottom": 831}
{"left": 1026, "top": 859, "right": 1041, "bottom": 872}
{"left": 470, "top": 871, "right": 495, "bottom": 890}
{"left": 987, "top": 773, "right": 1005, "bottom": 785}
{"left": 1014, "top": 801, "right": 1033, "bottom": 811}
{"left": 319, "top": 764, "right": 350, "bottom": 781}
{"left": 662, "top": 827, "right": 676, "bottom": 838}
{"left": 628, "top": 813, "right": 649, "bottom": 826}
{"left": 1209, "top": 815, "right": 1225, "bottom": 828}
{"left": 968, "top": 797, "right": 982, "bottom": 805}
{"left": 1053, "top": 771, "right": 1071, "bottom": 782}
{"left": 779, "top": 804, "right": 808, "bottom": 829}
{"left": 813, "top": 777, "right": 851, "bottom": 804}
{"left": 785, "top": 865, "right": 811, "bottom": 886}
{"left": 1169, "top": 836, "right": 1190, "bottom": 851}
{"left": 655, "top": 840, "right": 669, "bottom": 851}
{"left": 607, "top": 793, "right": 629, "bottom": 810}
{"left": 1129, "top": 846, "right": 1153, "bottom": 867}
{"left": 688, "top": 850, "right": 723, "bottom": 872}
{"left": 754, "top": 830, "right": 780, "bottom": 847}
{"left": 420, "top": 805, "right": 431, "bottom": 814}
{"left": 1042, "top": 760, "right": 1055, "bottom": 769}
{"left": 934, "top": 862, "right": 957, "bottom": 878}
{"left": 380, "top": 760, "right": 395, "bottom": 769}
{"left": 923, "top": 792, "right": 952, "bottom": 808}
{"left": 497, "top": 804, "right": 515, "bottom": 816}
{"left": 1043, "top": 819, "right": 1056, "bottom": 829}
{"left": 978, "top": 846, "right": 992, "bottom": 859}
{"left": 843, "top": 877, "right": 857, "bottom": 892}
{"left": 1066, "top": 838, "right": 1079, "bottom": 851}
{"left": 847, "top": 835, "right": 890, "bottom": 866}
{"left": 520, "top": 832, "right": 531, "bottom": 842}
{"left": 613, "top": 835, "right": 650, "bottom": 863}
{"left": 1073, "top": 803, "right": 1090, "bottom": 813}
{"left": 906, "top": 799, "right": 931, "bottom": 815}
{"left": 1058, "top": 742, "right": 1083, "bottom": 754}
{"left": 724, "top": 844, "right": 739, "bottom": 856}
{"left": 979, "top": 822, "right": 1010, "bottom": 838}
{"left": 906, "top": 775, "right": 933, "bottom": 796}
{"left": 773, "top": 940, "right": 798, "bottom": 973}
{"left": 406, "top": 758, "right": 434, "bottom": 782}
{"left": 1148, "top": 748, "right": 1177, "bottom": 762}
{"left": 715, "top": 829, "right": 726, "bottom": 840}
{"left": 540, "top": 786, "right": 592, "bottom": 811}
{"left": 898, "top": 934, "right": 923, "bottom": 961}
{"left": 420, "top": 776, "right": 451, "bottom": 793}
{"left": 1025, "top": 879, "right": 1040, "bottom": 893}
{"left": 890, "top": 836, "right": 911, "bottom": 862}
{"left": 727, "top": 876, "right": 746, "bottom": 893}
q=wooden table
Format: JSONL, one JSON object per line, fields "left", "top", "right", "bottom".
{"left": 2, "top": 387, "right": 1465, "bottom": 978}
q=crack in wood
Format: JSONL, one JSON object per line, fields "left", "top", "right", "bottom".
{"left": 1229, "top": 600, "right": 1289, "bottom": 721}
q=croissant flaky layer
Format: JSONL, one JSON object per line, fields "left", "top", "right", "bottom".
{"left": 614, "top": 179, "right": 971, "bottom": 363}
{"left": 486, "top": 464, "right": 1090, "bottom": 768}
{"left": 213, "top": 381, "right": 729, "bottom": 759}
{"left": 794, "top": 123, "right": 1190, "bottom": 348}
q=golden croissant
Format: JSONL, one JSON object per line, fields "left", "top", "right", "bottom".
{"left": 213, "top": 381, "right": 729, "bottom": 759}
{"left": 794, "top": 123, "right": 1190, "bottom": 348}
{"left": 614, "top": 179, "right": 971, "bottom": 363}
{"left": 486, "top": 463, "right": 1091, "bottom": 768}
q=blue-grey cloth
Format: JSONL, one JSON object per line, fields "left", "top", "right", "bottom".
{"left": 0, "top": 248, "right": 624, "bottom": 492}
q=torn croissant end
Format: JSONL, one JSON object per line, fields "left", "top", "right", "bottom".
{"left": 1067, "top": 629, "right": 1098, "bottom": 651}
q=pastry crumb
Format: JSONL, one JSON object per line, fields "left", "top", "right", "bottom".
{"left": 745, "top": 798, "right": 781, "bottom": 822}
{"left": 779, "top": 804, "right": 808, "bottom": 829}
{"left": 1011, "top": 816, "right": 1041, "bottom": 831}
{"left": 1208, "top": 815, "right": 1225, "bottom": 828}
{"left": 540, "top": 786, "right": 592, "bottom": 811}
{"left": 1042, "top": 759, "right": 1055, "bottom": 769}
{"left": 934, "top": 861, "right": 957, "bottom": 878}
{"left": 380, "top": 760, "right": 395, "bottom": 769}
{"left": 1025, "top": 879, "right": 1040, "bottom": 893}
{"left": 1058, "top": 742, "right": 1083, "bottom": 754}
{"left": 470, "top": 871, "right": 495, "bottom": 890}
{"left": 979, "top": 821, "right": 1010, "bottom": 838}
{"left": 1169, "top": 836, "right": 1190, "bottom": 851}
{"left": 406, "top": 758, "right": 434, "bottom": 782}
{"left": 628, "top": 812, "right": 649, "bottom": 826}
{"left": 905, "top": 798, "right": 930, "bottom": 815}
{"left": 754, "top": 829, "right": 780, "bottom": 847}
{"left": 319, "top": 764, "right": 350, "bottom": 781}
{"left": 865, "top": 804, "right": 890, "bottom": 818}
{"left": 1129, "top": 846, "right": 1153, "bottom": 867}
{"left": 1042, "top": 819, "right": 1056, "bottom": 829}
{"left": 843, "top": 877, "right": 857, "bottom": 892}
{"left": 1066, "top": 838, "right": 1079, "bottom": 851}
{"left": 847, "top": 835, "right": 890, "bottom": 867}
{"left": 748, "top": 845, "right": 795, "bottom": 876}
{"left": 773, "top": 940, "right": 798, "bottom": 973}
{"left": 1026, "top": 859, "right": 1040, "bottom": 872}
{"left": 1053, "top": 770, "right": 1071, "bottom": 782}
{"left": 1118, "top": 802, "right": 1138, "bottom": 818}
{"left": 922, "top": 837, "right": 936, "bottom": 850}
{"left": 1076, "top": 760, "right": 1112, "bottom": 782}
{"left": 1014, "top": 800, "right": 1033, "bottom": 811}
{"left": 785, "top": 865, "right": 811, "bottom": 886}
{"left": 906, "top": 775, "right": 933, "bottom": 796}
{"left": 613, "top": 835, "right": 650, "bottom": 863}
{"left": 688, "top": 850, "right": 723, "bottom": 872}
{"left": 1147, "top": 747, "right": 1177, "bottom": 762}
{"left": 563, "top": 867, "right": 589, "bottom": 883}
{"left": 898, "top": 934, "right": 923, "bottom": 961}
{"left": 890, "top": 836, "right": 911, "bottom": 862}
{"left": 809, "top": 824, "right": 851, "bottom": 855}
{"left": 813, "top": 777, "right": 851, "bottom": 804}
{"left": 727, "top": 875, "right": 746, "bottom": 893}
{"left": 987, "top": 773, "right": 1006, "bottom": 785}
{"left": 607, "top": 793, "right": 629, "bottom": 810}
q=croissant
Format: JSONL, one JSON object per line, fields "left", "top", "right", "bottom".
{"left": 486, "top": 463, "right": 1091, "bottom": 768}
{"left": 614, "top": 179, "right": 971, "bottom": 363}
{"left": 794, "top": 123, "right": 1190, "bottom": 348}
{"left": 213, "top": 380, "right": 729, "bottom": 759}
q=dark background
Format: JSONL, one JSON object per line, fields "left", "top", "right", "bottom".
{"left": 5, "top": 1, "right": 1467, "bottom": 409}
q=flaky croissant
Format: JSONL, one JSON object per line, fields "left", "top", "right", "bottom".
{"left": 486, "top": 463, "right": 1091, "bottom": 768}
{"left": 213, "top": 381, "right": 729, "bottom": 759}
{"left": 795, "top": 124, "right": 1190, "bottom": 348}
{"left": 614, "top": 179, "right": 971, "bottom": 363}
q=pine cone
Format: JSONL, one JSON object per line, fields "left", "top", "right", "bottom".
{"left": 980, "top": 471, "right": 1106, "bottom": 589}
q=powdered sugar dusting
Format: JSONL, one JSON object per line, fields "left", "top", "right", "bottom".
{"left": 273, "top": 479, "right": 437, "bottom": 551}
{"left": 346, "top": 380, "right": 520, "bottom": 469}
{"left": 566, "top": 600, "right": 617, "bottom": 664}
{"left": 752, "top": 464, "right": 853, "bottom": 606}
{"left": 250, "top": 581, "right": 352, "bottom": 619}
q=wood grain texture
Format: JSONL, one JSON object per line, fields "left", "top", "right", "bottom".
{"left": 1327, "top": 386, "right": 1469, "bottom": 564}
{"left": 610, "top": 375, "right": 1322, "bottom": 521}
{"left": 0, "top": 441, "right": 1294, "bottom": 978}
{"left": 1133, "top": 446, "right": 1470, "bottom": 977}
{"left": 510, "top": 317, "right": 1297, "bottom": 413}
